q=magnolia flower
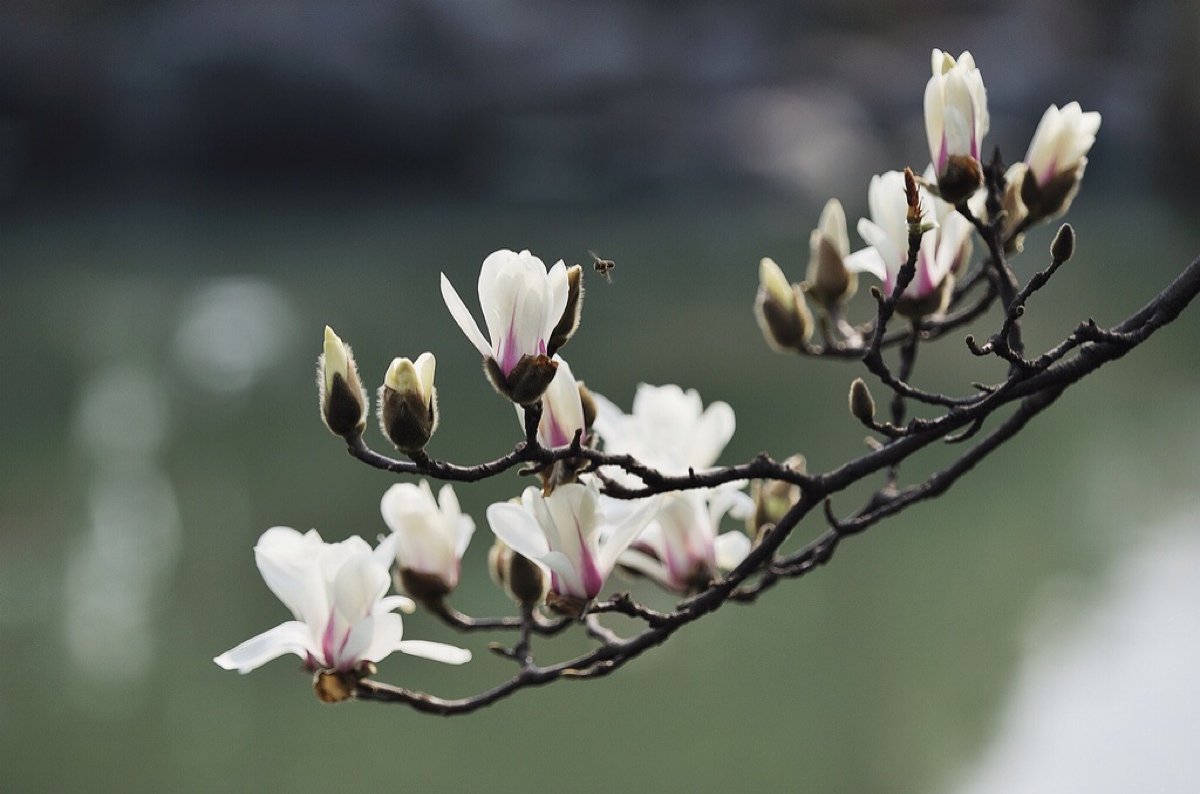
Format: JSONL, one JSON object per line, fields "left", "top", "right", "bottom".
{"left": 377, "top": 353, "right": 438, "bottom": 453}
{"left": 590, "top": 383, "right": 735, "bottom": 479}
{"left": 380, "top": 480, "right": 475, "bottom": 603}
{"left": 317, "top": 325, "right": 368, "bottom": 437}
{"left": 924, "top": 49, "right": 989, "bottom": 203}
{"left": 441, "top": 249, "right": 581, "bottom": 404}
{"left": 844, "top": 170, "right": 966, "bottom": 318}
{"left": 518, "top": 355, "right": 586, "bottom": 448}
{"left": 1009, "top": 102, "right": 1102, "bottom": 223}
{"left": 214, "top": 527, "right": 470, "bottom": 676}
{"left": 486, "top": 481, "right": 661, "bottom": 616}
{"left": 618, "top": 489, "right": 752, "bottom": 594}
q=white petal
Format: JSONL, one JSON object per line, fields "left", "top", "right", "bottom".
{"left": 253, "top": 526, "right": 327, "bottom": 623}
{"left": 714, "top": 531, "right": 752, "bottom": 571}
{"left": 686, "top": 401, "right": 735, "bottom": 469}
{"left": 357, "top": 612, "right": 407, "bottom": 665}
{"left": 596, "top": 494, "right": 663, "bottom": 576}
{"left": 486, "top": 501, "right": 551, "bottom": 562}
{"left": 843, "top": 246, "right": 889, "bottom": 283}
{"left": 440, "top": 272, "right": 492, "bottom": 358}
{"left": 214, "top": 620, "right": 313, "bottom": 674}
{"left": 397, "top": 640, "right": 472, "bottom": 665}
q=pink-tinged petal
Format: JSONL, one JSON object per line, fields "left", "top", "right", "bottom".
{"left": 714, "top": 531, "right": 752, "bottom": 571}
{"left": 214, "top": 620, "right": 313, "bottom": 674}
{"left": 397, "top": 640, "right": 472, "bottom": 665}
{"left": 535, "top": 357, "right": 585, "bottom": 448}
{"left": 539, "top": 550, "right": 587, "bottom": 598}
{"left": 440, "top": 273, "right": 492, "bottom": 359}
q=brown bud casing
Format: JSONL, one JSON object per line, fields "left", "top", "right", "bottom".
{"left": 937, "top": 154, "right": 984, "bottom": 206}
{"left": 485, "top": 354, "right": 560, "bottom": 405}
{"left": 547, "top": 264, "right": 584, "bottom": 357}
{"left": 378, "top": 383, "right": 438, "bottom": 453}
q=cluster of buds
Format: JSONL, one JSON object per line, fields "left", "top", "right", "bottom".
{"left": 318, "top": 325, "right": 440, "bottom": 455}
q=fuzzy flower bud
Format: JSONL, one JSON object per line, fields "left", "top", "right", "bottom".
{"left": 488, "top": 536, "right": 547, "bottom": 608}
{"left": 377, "top": 353, "right": 438, "bottom": 453}
{"left": 849, "top": 378, "right": 876, "bottom": 426}
{"left": 1051, "top": 223, "right": 1075, "bottom": 263}
{"left": 318, "top": 325, "right": 368, "bottom": 438}
{"left": 748, "top": 454, "right": 806, "bottom": 538}
{"left": 754, "top": 257, "right": 812, "bottom": 352}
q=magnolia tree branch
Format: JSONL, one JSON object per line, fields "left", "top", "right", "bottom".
{"left": 347, "top": 252, "right": 1200, "bottom": 716}
{"left": 216, "top": 53, "right": 1189, "bottom": 717}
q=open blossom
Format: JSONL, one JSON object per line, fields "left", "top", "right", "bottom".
{"left": 1009, "top": 102, "right": 1102, "bottom": 223}
{"left": 618, "top": 489, "right": 753, "bottom": 594}
{"left": 485, "top": 481, "right": 660, "bottom": 616}
{"left": 844, "top": 170, "right": 969, "bottom": 318}
{"left": 591, "top": 383, "right": 735, "bottom": 479}
{"left": 441, "top": 249, "right": 581, "bottom": 404}
{"left": 380, "top": 481, "right": 475, "bottom": 603}
{"left": 214, "top": 527, "right": 470, "bottom": 675}
{"left": 924, "top": 49, "right": 989, "bottom": 203}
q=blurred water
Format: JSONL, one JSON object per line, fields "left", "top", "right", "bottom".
{"left": 0, "top": 193, "right": 1197, "bottom": 793}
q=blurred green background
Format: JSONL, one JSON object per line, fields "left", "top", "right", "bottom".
{"left": 3, "top": 2, "right": 1200, "bottom": 793}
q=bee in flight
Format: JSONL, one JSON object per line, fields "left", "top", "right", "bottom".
{"left": 588, "top": 250, "right": 615, "bottom": 283}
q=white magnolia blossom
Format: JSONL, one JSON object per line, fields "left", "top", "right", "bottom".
{"left": 619, "top": 489, "right": 753, "bottom": 594}
{"left": 1024, "top": 102, "right": 1101, "bottom": 189}
{"left": 591, "top": 383, "right": 736, "bottom": 478}
{"left": 486, "top": 481, "right": 661, "bottom": 608}
{"left": 440, "top": 249, "right": 570, "bottom": 378}
{"left": 380, "top": 480, "right": 475, "bottom": 595}
{"left": 924, "top": 48, "right": 989, "bottom": 176}
{"left": 214, "top": 527, "right": 470, "bottom": 674}
{"left": 517, "top": 355, "right": 585, "bottom": 448}
{"left": 844, "top": 170, "right": 970, "bottom": 305}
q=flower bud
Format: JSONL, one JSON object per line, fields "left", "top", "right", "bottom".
{"left": 1051, "top": 223, "right": 1075, "bottom": 263}
{"left": 848, "top": 378, "right": 876, "bottom": 426}
{"left": 377, "top": 353, "right": 438, "bottom": 453}
{"left": 1018, "top": 102, "right": 1101, "bottom": 223}
{"left": 318, "top": 325, "right": 368, "bottom": 438}
{"left": 487, "top": 537, "right": 547, "bottom": 608}
{"left": 754, "top": 257, "right": 812, "bottom": 352}
{"left": 547, "top": 264, "right": 584, "bottom": 357}
{"left": 925, "top": 50, "right": 989, "bottom": 205}
{"left": 805, "top": 199, "right": 856, "bottom": 309}
{"left": 748, "top": 454, "right": 806, "bottom": 537}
